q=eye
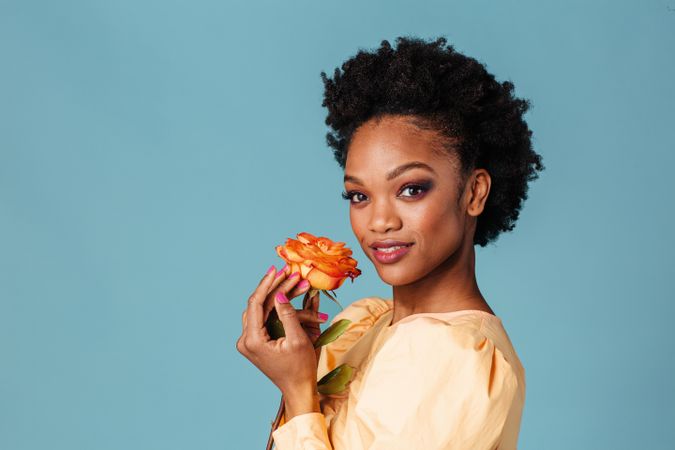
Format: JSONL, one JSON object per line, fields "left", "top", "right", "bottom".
{"left": 398, "top": 182, "right": 431, "bottom": 198}
{"left": 341, "top": 190, "right": 367, "bottom": 204}
{"left": 341, "top": 182, "right": 431, "bottom": 204}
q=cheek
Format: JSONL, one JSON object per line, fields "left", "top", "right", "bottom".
{"left": 349, "top": 208, "right": 366, "bottom": 240}
{"left": 349, "top": 208, "right": 357, "bottom": 231}
{"left": 349, "top": 208, "right": 376, "bottom": 258}
{"left": 414, "top": 203, "right": 462, "bottom": 253}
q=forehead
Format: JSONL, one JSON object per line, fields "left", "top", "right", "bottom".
{"left": 345, "top": 115, "right": 454, "bottom": 173}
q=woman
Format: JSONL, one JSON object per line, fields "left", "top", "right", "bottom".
{"left": 237, "top": 35, "right": 545, "bottom": 449}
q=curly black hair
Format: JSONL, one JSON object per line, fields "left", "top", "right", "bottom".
{"left": 320, "top": 35, "right": 545, "bottom": 247}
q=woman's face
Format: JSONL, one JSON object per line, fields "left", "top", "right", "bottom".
{"left": 343, "top": 114, "right": 483, "bottom": 286}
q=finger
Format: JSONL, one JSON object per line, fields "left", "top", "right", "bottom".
{"left": 246, "top": 263, "right": 289, "bottom": 331}
{"left": 300, "top": 291, "right": 320, "bottom": 321}
{"left": 296, "top": 308, "right": 329, "bottom": 324}
{"left": 298, "top": 312, "right": 322, "bottom": 345}
{"left": 306, "top": 294, "right": 324, "bottom": 349}
{"left": 267, "top": 270, "right": 303, "bottom": 309}
{"left": 257, "top": 269, "right": 302, "bottom": 334}
{"left": 304, "top": 324, "right": 322, "bottom": 346}
{"left": 260, "top": 264, "right": 291, "bottom": 314}
{"left": 273, "top": 280, "right": 309, "bottom": 343}
{"left": 267, "top": 264, "right": 290, "bottom": 294}
{"left": 298, "top": 291, "right": 319, "bottom": 325}
{"left": 287, "top": 278, "right": 311, "bottom": 300}
{"left": 245, "top": 265, "right": 281, "bottom": 342}
{"left": 308, "top": 291, "right": 320, "bottom": 312}
{"left": 264, "top": 278, "right": 311, "bottom": 322}
{"left": 299, "top": 302, "right": 326, "bottom": 343}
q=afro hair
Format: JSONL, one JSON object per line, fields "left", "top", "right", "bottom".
{"left": 320, "top": 35, "right": 545, "bottom": 247}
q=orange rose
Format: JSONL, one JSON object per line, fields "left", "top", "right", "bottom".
{"left": 275, "top": 232, "right": 362, "bottom": 291}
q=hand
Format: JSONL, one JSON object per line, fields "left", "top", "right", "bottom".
{"left": 301, "top": 290, "right": 324, "bottom": 364}
{"left": 236, "top": 265, "right": 328, "bottom": 395}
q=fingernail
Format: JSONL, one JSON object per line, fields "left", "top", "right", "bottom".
{"left": 311, "top": 331, "right": 321, "bottom": 337}
{"left": 318, "top": 312, "right": 329, "bottom": 321}
{"left": 266, "top": 265, "right": 275, "bottom": 275}
{"left": 298, "top": 279, "right": 310, "bottom": 289}
{"left": 275, "top": 292, "right": 289, "bottom": 304}
{"left": 275, "top": 264, "right": 288, "bottom": 279}
{"left": 289, "top": 272, "right": 300, "bottom": 280}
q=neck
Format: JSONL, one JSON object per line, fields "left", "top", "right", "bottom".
{"left": 389, "top": 238, "right": 494, "bottom": 326}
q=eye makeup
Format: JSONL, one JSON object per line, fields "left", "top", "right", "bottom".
{"left": 341, "top": 179, "right": 433, "bottom": 204}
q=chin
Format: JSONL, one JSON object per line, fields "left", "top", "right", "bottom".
{"left": 374, "top": 263, "right": 421, "bottom": 287}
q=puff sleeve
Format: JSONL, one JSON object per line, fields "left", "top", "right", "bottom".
{"left": 353, "top": 317, "right": 521, "bottom": 450}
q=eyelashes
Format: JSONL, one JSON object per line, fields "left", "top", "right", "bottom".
{"left": 341, "top": 190, "right": 358, "bottom": 201}
{"left": 341, "top": 181, "right": 432, "bottom": 204}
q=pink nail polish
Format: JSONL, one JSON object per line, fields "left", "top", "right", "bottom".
{"left": 266, "top": 265, "right": 275, "bottom": 275}
{"left": 275, "top": 292, "right": 289, "bottom": 304}
{"left": 275, "top": 264, "right": 288, "bottom": 279}
{"left": 298, "top": 280, "right": 310, "bottom": 289}
{"left": 289, "top": 272, "right": 300, "bottom": 280}
{"left": 318, "top": 312, "right": 329, "bottom": 321}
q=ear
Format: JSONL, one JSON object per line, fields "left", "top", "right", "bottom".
{"left": 466, "top": 169, "right": 491, "bottom": 217}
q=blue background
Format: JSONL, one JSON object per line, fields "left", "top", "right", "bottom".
{"left": 2, "top": 0, "right": 674, "bottom": 448}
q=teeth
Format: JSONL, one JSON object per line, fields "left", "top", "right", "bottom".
{"left": 376, "top": 245, "right": 407, "bottom": 253}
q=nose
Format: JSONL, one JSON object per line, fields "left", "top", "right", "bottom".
{"left": 368, "top": 197, "right": 402, "bottom": 234}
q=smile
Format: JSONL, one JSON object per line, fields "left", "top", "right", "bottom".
{"left": 371, "top": 244, "right": 413, "bottom": 264}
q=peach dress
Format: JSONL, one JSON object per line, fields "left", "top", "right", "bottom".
{"left": 272, "top": 296, "right": 526, "bottom": 450}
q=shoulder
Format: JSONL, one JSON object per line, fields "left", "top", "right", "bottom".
{"left": 386, "top": 312, "right": 488, "bottom": 351}
{"left": 372, "top": 314, "right": 521, "bottom": 399}
{"left": 331, "top": 296, "right": 393, "bottom": 328}
{"left": 389, "top": 312, "right": 522, "bottom": 373}
{"left": 357, "top": 316, "right": 526, "bottom": 445}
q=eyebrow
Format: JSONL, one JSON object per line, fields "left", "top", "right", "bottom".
{"left": 343, "top": 161, "right": 436, "bottom": 185}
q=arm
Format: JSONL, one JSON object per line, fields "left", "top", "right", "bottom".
{"left": 272, "top": 412, "right": 333, "bottom": 450}
{"left": 283, "top": 384, "right": 322, "bottom": 419}
{"left": 272, "top": 384, "right": 332, "bottom": 449}
{"left": 272, "top": 297, "right": 392, "bottom": 450}
{"left": 236, "top": 266, "right": 332, "bottom": 449}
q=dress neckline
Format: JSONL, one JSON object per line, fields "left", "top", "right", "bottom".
{"left": 383, "top": 308, "right": 502, "bottom": 329}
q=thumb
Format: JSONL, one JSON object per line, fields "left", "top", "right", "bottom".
{"left": 274, "top": 291, "right": 306, "bottom": 343}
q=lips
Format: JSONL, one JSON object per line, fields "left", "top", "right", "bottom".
{"left": 370, "top": 241, "right": 414, "bottom": 264}
{"left": 369, "top": 240, "right": 413, "bottom": 249}
{"left": 372, "top": 244, "right": 412, "bottom": 253}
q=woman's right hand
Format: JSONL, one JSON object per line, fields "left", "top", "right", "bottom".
{"left": 236, "top": 265, "right": 328, "bottom": 394}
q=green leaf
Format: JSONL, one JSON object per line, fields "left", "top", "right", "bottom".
{"left": 317, "top": 364, "right": 354, "bottom": 395}
{"left": 265, "top": 308, "right": 285, "bottom": 339}
{"left": 313, "top": 319, "right": 351, "bottom": 348}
